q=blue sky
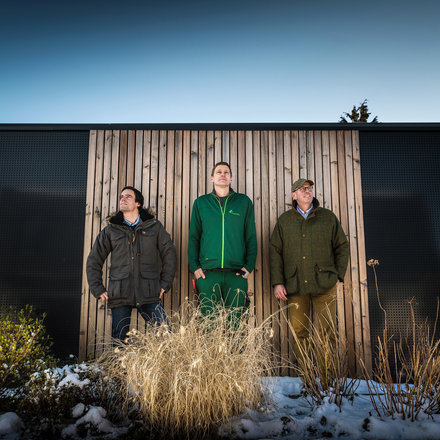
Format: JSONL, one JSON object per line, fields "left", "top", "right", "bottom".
{"left": 1, "top": 0, "right": 439, "bottom": 123}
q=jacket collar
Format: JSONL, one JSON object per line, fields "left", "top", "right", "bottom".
{"left": 211, "top": 188, "right": 235, "bottom": 198}
{"left": 292, "top": 197, "right": 320, "bottom": 215}
{"left": 108, "top": 208, "right": 155, "bottom": 226}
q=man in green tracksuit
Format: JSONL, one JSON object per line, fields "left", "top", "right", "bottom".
{"left": 270, "top": 178, "right": 349, "bottom": 359}
{"left": 188, "top": 162, "right": 257, "bottom": 322}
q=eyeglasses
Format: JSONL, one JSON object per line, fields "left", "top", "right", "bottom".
{"left": 298, "top": 186, "right": 313, "bottom": 193}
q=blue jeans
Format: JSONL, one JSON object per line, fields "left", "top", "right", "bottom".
{"left": 111, "top": 303, "right": 168, "bottom": 341}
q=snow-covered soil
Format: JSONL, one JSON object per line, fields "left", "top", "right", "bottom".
{"left": 2, "top": 366, "right": 440, "bottom": 439}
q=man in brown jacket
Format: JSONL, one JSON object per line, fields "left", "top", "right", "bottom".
{"left": 270, "top": 178, "right": 349, "bottom": 358}
{"left": 87, "top": 186, "right": 176, "bottom": 341}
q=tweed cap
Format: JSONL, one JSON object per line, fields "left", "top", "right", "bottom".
{"left": 291, "top": 178, "right": 314, "bottom": 192}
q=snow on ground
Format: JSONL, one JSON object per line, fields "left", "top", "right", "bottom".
{"left": 0, "top": 412, "right": 23, "bottom": 436}
{"left": 61, "top": 406, "right": 128, "bottom": 439}
{"left": 219, "top": 377, "right": 440, "bottom": 439}
{"left": 2, "top": 369, "right": 440, "bottom": 439}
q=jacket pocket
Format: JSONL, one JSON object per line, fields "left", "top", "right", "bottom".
{"left": 284, "top": 265, "right": 298, "bottom": 295}
{"left": 315, "top": 264, "right": 338, "bottom": 290}
{"left": 108, "top": 272, "right": 129, "bottom": 299}
{"left": 140, "top": 270, "right": 161, "bottom": 299}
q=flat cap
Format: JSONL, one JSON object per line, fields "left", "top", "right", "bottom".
{"left": 291, "top": 178, "right": 314, "bottom": 192}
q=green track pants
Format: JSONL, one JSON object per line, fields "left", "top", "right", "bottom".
{"left": 196, "top": 270, "right": 248, "bottom": 324}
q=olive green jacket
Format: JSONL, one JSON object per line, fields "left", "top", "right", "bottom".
{"left": 270, "top": 199, "right": 349, "bottom": 296}
{"left": 86, "top": 209, "right": 177, "bottom": 308}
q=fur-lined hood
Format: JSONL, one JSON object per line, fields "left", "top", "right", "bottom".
{"left": 106, "top": 207, "right": 155, "bottom": 225}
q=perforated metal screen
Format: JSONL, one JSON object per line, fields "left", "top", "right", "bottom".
{"left": 360, "top": 131, "right": 440, "bottom": 366}
{"left": 0, "top": 131, "right": 89, "bottom": 359}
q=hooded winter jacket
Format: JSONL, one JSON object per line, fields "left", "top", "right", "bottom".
{"left": 86, "top": 208, "right": 177, "bottom": 308}
{"left": 270, "top": 198, "right": 349, "bottom": 296}
{"left": 188, "top": 191, "right": 257, "bottom": 273}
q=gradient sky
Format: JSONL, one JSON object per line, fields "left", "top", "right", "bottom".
{"left": 1, "top": 0, "right": 439, "bottom": 123}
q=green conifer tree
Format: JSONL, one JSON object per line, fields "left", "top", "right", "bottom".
{"left": 339, "top": 99, "right": 378, "bottom": 123}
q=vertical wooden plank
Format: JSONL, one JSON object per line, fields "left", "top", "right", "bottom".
{"left": 181, "top": 131, "right": 191, "bottom": 306}
{"left": 157, "top": 130, "right": 167, "bottom": 223}
{"left": 118, "top": 131, "right": 128, "bottom": 191}
{"left": 275, "top": 131, "right": 288, "bottom": 374}
{"left": 269, "top": 130, "right": 281, "bottom": 372}
{"left": 206, "top": 131, "right": 215, "bottom": 190}
{"left": 189, "top": 131, "right": 198, "bottom": 303}
{"left": 126, "top": 130, "right": 136, "bottom": 186}
{"left": 291, "top": 131, "right": 300, "bottom": 184}
{"left": 245, "top": 132, "right": 254, "bottom": 201}
{"left": 237, "top": 130, "right": 246, "bottom": 194}
{"left": 128, "top": 129, "right": 139, "bottom": 331}
{"left": 245, "top": 131, "right": 255, "bottom": 325}
{"left": 260, "top": 131, "right": 272, "bottom": 326}
{"left": 330, "top": 131, "right": 345, "bottom": 349}
{"left": 289, "top": 130, "right": 300, "bottom": 364}
{"left": 281, "top": 131, "right": 292, "bottom": 373}
{"left": 141, "top": 131, "right": 151, "bottom": 203}
{"left": 198, "top": 131, "right": 206, "bottom": 196}
{"left": 299, "top": 131, "right": 307, "bottom": 179}
{"left": 150, "top": 131, "right": 159, "bottom": 212}
{"left": 229, "top": 131, "right": 237, "bottom": 186}
{"left": 222, "top": 130, "right": 230, "bottom": 163}
{"left": 79, "top": 130, "right": 97, "bottom": 360}
{"left": 283, "top": 131, "right": 292, "bottom": 211}
{"left": 214, "top": 130, "right": 222, "bottom": 164}
{"left": 95, "top": 130, "right": 112, "bottom": 355}
{"left": 306, "top": 131, "right": 315, "bottom": 181}
{"left": 173, "top": 131, "right": 183, "bottom": 311}
{"left": 134, "top": 131, "right": 143, "bottom": 191}
{"left": 87, "top": 130, "right": 105, "bottom": 357}
{"left": 164, "top": 131, "right": 175, "bottom": 316}
{"left": 105, "top": 130, "right": 120, "bottom": 344}
{"left": 253, "top": 131, "right": 263, "bottom": 326}
{"left": 345, "top": 131, "right": 363, "bottom": 370}
{"left": 314, "top": 131, "right": 323, "bottom": 204}
{"left": 337, "top": 130, "right": 355, "bottom": 373}
{"left": 321, "top": 131, "right": 332, "bottom": 210}
{"left": 352, "top": 130, "right": 372, "bottom": 372}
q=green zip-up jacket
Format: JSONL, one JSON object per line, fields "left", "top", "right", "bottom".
{"left": 270, "top": 198, "right": 349, "bottom": 296}
{"left": 188, "top": 191, "right": 257, "bottom": 273}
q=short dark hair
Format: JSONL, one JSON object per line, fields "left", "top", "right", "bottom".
{"left": 121, "top": 186, "right": 144, "bottom": 209}
{"left": 211, "top": 161, "right": 232, "bottom": 177}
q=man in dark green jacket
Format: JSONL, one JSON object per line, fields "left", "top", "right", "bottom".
{"left": 188, "top": 162, "right": 257, "bottom": 322}
{"left": 270, "top": 178, "right": 349, "bottom": 358}
{"left": 87, "top": 186, "right": 176, "bottom": 341}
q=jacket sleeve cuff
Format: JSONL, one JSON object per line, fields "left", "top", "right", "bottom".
{"left": 91, "top": 285, "right": 106, "bottom": 298}
{"left": 160, "top": 281, "right": 170, "bottom": 292}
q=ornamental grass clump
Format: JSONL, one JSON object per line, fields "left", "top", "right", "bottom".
{"left": 98, "top": 302, "right": 275, "bottom": 438}
{"left": 281, "top": 305, "right": 358, "bottom": 409}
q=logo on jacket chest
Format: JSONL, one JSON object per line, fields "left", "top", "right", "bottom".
{"left": 228, "top": 209, "right": 240, "bottom": 216}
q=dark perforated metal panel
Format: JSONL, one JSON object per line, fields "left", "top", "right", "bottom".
{"left": 360, "top": 131, "right": 440, "bottom": 368}
{"left": 0, "top": 131, "right": 89, "bottom": 359}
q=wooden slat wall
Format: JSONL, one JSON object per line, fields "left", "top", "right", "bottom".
{"left": 79, "top": 129, "right": 371, "bottom": 374}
